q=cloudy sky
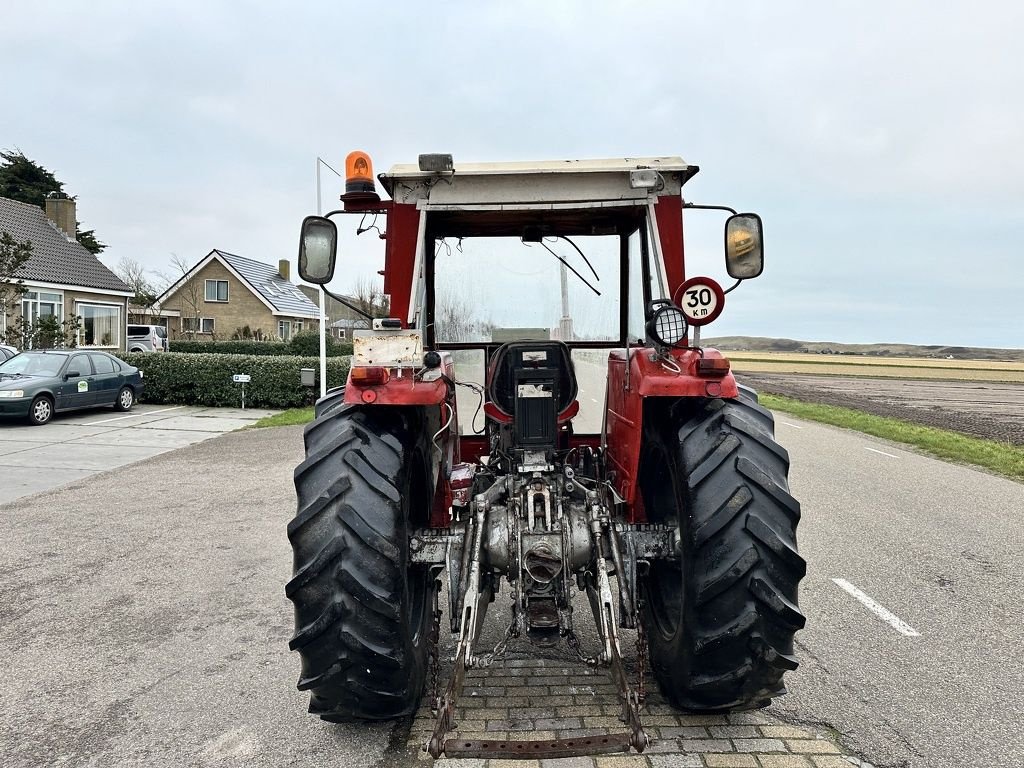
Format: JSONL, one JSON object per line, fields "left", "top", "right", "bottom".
{"left": 2, "top": 1, "right": 1021, "bottom": 347}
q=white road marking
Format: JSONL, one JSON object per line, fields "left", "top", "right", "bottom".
{"left": 84, "top": 406, "right": 185, "bottom": 426}
{"left": 831, "top": 578, "right": 921, "bottom": 637}
{"left": 780, "top": 421, "right": 803, "bottom": 429}
{"left": 864, "top": 446, "right": 900, "bottom": 459}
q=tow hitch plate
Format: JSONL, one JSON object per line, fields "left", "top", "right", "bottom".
{"left": 444, "top": 733, "right": 632, "bottom": 759}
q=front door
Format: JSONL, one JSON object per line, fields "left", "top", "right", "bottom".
{"left": 57, "top": 353, "right": 96, "bottom": 409}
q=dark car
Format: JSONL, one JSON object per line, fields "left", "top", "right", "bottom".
{"left": 0, "top": 350, "right": 145, "bottom": 426}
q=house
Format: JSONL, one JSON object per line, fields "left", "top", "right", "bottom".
{"left": 296, "top": 284, "right": 374, "bottom": 339}
{"left": 0, "top": 194, "right": 133, "bottom": 350}
{"left": 328, "top": 317, "right": 370, "bottom": 340}
{"left": 156, "top": 250, "right": 320, "bottom": 340}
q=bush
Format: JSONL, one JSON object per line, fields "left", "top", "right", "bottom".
{"left": 289, "top": 330, "right": 337, "bottom": 357}
{"left": 169, "top": 340, "right": 288, "bottom": 355}
{"left": 169, "top": 337, "right": 353, "bottom": 357}
{"left": 122, "top": 352, "right": 350, "bottom": 409}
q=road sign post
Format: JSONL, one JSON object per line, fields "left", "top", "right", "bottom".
{"left": 673, "top": 276, "right": 726, "bottom": 347}
{"left": 233, "top": 373, "right": 251, "bottom": 410}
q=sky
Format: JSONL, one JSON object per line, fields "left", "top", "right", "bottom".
{"left": 2, "top": 1, "right": 1022, "bottom": 348}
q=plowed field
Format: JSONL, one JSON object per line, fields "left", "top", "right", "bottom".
{"left": 739, "top": 373, "right": 1024, "bottom": 445}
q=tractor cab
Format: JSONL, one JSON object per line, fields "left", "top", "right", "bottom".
{"left": 288, "top": 153, "right": 802, "bottom": 762}
{"left": 300, "top": 154, "right": 764, "bottom": 446}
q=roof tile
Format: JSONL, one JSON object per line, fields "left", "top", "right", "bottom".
{"left": 212, "top": 250, "right": 319, "bottom": 316}
{"left": 0, "top": 197, "right": 130, "bottom": 294}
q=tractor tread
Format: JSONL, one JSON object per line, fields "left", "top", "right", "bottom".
{"left": 687, "top": 433, "right": 741, "bottom": 489}
{"left": 287, "top": 405, "right": 431, "bottom": 721}
{"left": 692, "top": 486, "right": 752, "bottom": 548}
{"left": 643, "top": 388, "right": 805, "bottom": 711}
{"left": 287, "top": 476, "right": 352, "bottom": 539}
{"left": 696, "top": 546, "right": 759, "bottom": 606}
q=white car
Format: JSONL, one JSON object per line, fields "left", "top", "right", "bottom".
{"left": 0, "top": 344, "right": 17, "bottom": 362}
{"left": 127, "top": 325, "right": 168, "bottom": 353}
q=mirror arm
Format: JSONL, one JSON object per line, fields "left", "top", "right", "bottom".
{"left": 684, "top": 202, "right": 739, "bottom": 215}
{"left": 723, "top": 278, "right": 743, "bottom": 295}
{"left": 321, "top": 286, "right": 377, "bottom": 322}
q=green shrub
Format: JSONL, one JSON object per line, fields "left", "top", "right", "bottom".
{"left": 169, "top": 338, "right": 353, "bottom": 357}
{"left": 122, "top": 352, "right": 350, "bottom": 408}
{"left": 289, "top": 330, "right": 334, "bottom": 357}
{"left": 169, "top": 340, "right": 289, "bottom": 355}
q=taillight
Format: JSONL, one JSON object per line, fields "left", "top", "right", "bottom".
{"left": 696, "top": 357, "right": 731, "bottom": 377}
{"left": 350, "top": 366, "right": 390, "bottom": 385}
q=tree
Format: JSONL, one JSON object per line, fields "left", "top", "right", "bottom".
{"left": 116, "top": 256, "right": 161, "bottom": 318}
{"left": 352, "top": 276, "right": 390, "bottom": 317}
{"left": 76, "top": 229, "right": 107, "bottom": 255}
{"left": 0, "top": 149, "right": 107, "bottom": 254}
{"left": 6, "top": 313, "right": 81, "bottom": 350}
{"left": 0, "top": 150, "right": 62, "bottom": 206}
{"left": 163, "top": 253, "right": 202, "bottom": 340}
{"left": 435, "top": 287, "right": 494, "bottom": 342}
{"left": 1, "top": 231, "right": 33, "bottom": 343}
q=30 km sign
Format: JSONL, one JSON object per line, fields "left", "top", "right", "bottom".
{"left": 673, "top": 276, "right": 725, "bottom": 326}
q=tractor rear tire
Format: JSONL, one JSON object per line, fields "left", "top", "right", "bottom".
{"left": 640, "top": 385, "right": 806, "bottom": 710}
{"left": 287, "top": 405, "right": 434, "bottom": 720}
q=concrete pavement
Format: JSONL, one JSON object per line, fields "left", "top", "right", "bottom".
{"left": 0, "top": 404, "right": 278, "bottom": 504}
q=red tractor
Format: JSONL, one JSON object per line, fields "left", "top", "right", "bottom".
{"left": 287, "top": 152, "right": 805, "bottom": 759}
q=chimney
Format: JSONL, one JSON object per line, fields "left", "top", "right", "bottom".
{"left": 278, "top": 259, "right": 290, "bottom": 281}
{"left": 45, "top": 192, "right": 77, "bottom": 240}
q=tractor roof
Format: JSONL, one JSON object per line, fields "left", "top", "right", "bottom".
{"left": 380, "top": 156, "right": 699, "bottom": 205}
{"left": 384, "top": 156, "right": 692, "bottom": 181}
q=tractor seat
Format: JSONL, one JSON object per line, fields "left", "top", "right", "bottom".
{"left": 485, "top": 340, "right": 579, "bottom": 423}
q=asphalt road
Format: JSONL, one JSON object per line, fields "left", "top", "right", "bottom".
{"left": 2, "top": 396, "right": 1022, "bottom": 766}
{"left": 0, "top": 427, "right": 392, "bottom": 768}
{"left": 766, "top": 414, "right": 1024, "bottom": 767}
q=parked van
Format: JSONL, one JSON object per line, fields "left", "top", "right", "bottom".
{"left": 127, "top": 324, "right": 168, "bottom": 353}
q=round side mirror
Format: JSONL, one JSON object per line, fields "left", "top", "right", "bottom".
{"left": 725, "top": 213, "right": 764, "bottom": 280}
{"left": 298, "top": 216, "right": 339, "bottom": 285}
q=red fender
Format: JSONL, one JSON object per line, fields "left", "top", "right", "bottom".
{"left": 604, "top": 347, "right": 737, "bottom": 521}
{"left": 343, "top": 357, "right": 458, "bottom": 527}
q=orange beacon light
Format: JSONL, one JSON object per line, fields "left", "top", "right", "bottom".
{"left": 345, "top": 151, "right": 375, "bottom": 195}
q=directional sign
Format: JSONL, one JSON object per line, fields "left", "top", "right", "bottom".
{"left": 673, "top": 276, "right": 725, "bottom": 326}
{"left": 232, "top": 374, "right": 251, "bottom": 384}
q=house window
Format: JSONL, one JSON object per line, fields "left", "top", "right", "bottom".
{"left": 205, "top": 280, "right": 229, "bottom": 302}
{"left": 294, "top": 320, "right": 303, "bottom": 333}
{"left": 22, "top": 290, "right": 64, "bottom": 324}
{"left": 78, "top": 303, "right": 121, "bottom": 348}
{"left": 183, "top": 317, "right": 215, "bottom": 334}
{"left": 278, "top": 320, "right": 291, "bottom": 340}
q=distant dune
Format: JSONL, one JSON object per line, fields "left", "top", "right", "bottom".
{"left": 704, "top": 336, "right": 1024, "bottom": 362}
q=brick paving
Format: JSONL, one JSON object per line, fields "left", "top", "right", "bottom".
{"left": 403, "top": 657, "right": 866, "bottom": 768}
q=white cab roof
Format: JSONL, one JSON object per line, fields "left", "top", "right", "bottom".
{"left": 386, "top": 156, "right": 690, "bottom": 178}
{"left": 381, "top": 156, "right": 698, "bottom": 204}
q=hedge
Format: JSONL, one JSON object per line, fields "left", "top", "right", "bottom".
{"left": 122, "top": 352, "right": 350, "bottom": 408}
{"left": 169, "top": 333, "right": 353, "bottom": 358}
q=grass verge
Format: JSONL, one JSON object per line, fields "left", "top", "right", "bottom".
{"left": 760, "top": 393, "right": 1024, "bottom": 482}
{"left": 251, "top": 407, "right": 314, "bottom": 429}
